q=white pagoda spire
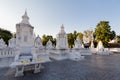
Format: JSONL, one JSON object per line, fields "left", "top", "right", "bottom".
{"left": 59, "top": 24, "right": 65, "bottom": 33}
{"left": 21, "top": 10, "right": 30, "bottom": 24}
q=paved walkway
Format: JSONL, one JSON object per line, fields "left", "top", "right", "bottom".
{"left": 0, "top": 54, "right": 120, "bottom": 80}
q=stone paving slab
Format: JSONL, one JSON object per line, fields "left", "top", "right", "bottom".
{"left": 0, "top": 54, "right": 120, "bottom": 80}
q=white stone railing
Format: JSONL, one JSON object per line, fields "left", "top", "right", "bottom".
{"left": 0, "top": 49, "right": 19, "bottom": 58}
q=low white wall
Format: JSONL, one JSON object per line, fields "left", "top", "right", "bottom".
{"left": 0, "top": 47, "right": 120, "bottom": 68}
{"left": 90, "top": 48, "right": 120, "bottom": 53}
{"left": 109, "top": 48, "right": 120, "bottom": 52}
{"left": 0, "top": 57, "right": 14, "bottom": 68}
{"left": 0, "top": 49, "right": 20, "bottom": 58}
{"left": 0, "top": 49, "right": 19, "bottom": 68}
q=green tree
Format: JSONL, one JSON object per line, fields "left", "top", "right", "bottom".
{"left": 67, "top": 33, "right": 74, "bottom": 48}
{"left": 52, "top": 38, "right": 56, "bottom": 46}
{"left": 94, "top": 21, "right": 116, "bottom": 47}
{"left": 117, "top": 35, "right": 120, "bottom": 43}
{"left": 0, "top": 28, "right": 13, "bottom": 45}
{"left": 42, "top": 34, "right": 47, "bottom": 46}
{"left": 73, "top": 30, "right": 77, "bottom": 40}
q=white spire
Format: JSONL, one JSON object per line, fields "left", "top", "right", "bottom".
{"left": 61, "top": 24, "right": 64, "bottom": 30}
{"left": 60, "top": 24, "right": 65, "bottom": 33}
{"left": 21, "top": 10, "right": 30, "bottom": 24}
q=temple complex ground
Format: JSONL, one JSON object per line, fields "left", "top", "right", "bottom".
{"left": 0, "top": 53, "right": 120, "bottom": 80}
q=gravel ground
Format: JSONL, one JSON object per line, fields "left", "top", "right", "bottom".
{"left": 0, "top": 54, "right": 120, "bottom": 80}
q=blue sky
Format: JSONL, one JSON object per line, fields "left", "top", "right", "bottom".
{"left": 0, "top": 0, "right": 120, "bottom": 37}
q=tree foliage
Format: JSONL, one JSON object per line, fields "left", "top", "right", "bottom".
{"left": 0, "top": 28, "right": 13, "bottom": 45}
{"left": 94, "top": 21, "right": 116, "bottom": 47}
{"left": 117, "top": 35, "right": 120, "bottom": 43}
{"left": 67, "top": 33, "right": 74, "bottom": 48}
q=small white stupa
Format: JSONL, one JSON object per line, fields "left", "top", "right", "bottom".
{"left": 0, "top": 38, "right": 7, "bottom": 49}
{"left": 90, "top": 41, "right": 94, "bottom": 48}
{"left": 90, "top": 41, "right": 96, "bottom": 53}
{"left": 34, "top": 35, "right": 43, "bottom": 49}
{"left": 97, "top": 41, "right": 112, "bottom": 55}
{"left": 31, "top": 35, "right": 45, "bottom": 54}
{"left": 56, "top": 24, "right": 68, "bottom": 49}
{"left": 46, "top": 40, "right": 54, "bottom": 49}
{"left": 74, "top": 36, "right": 82, "bottom": 49}
{"left": 8, "top": 37, "right": 16, "bottom": 48}
{"left": 82, "top": 44, "right": 84, "bottom": 48}
{"left": 97, "top": 41, "right": 104, "bottom": 50}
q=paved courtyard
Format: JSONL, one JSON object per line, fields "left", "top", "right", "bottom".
{"left": 0, "top": 54, "right": 120, "bottom": 80}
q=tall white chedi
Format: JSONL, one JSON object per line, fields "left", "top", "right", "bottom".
{"left": 16, "top": 11, "right": 34, "bottom": 53}
{"left": 56, "top": 24, "right": 68, "bottom": 49}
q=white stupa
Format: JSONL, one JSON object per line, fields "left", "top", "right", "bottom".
{"left": 49, "top": 25, "right": 84, "bottom": 60}
{"left": 90, "top": 41, "right": 94, "bottom": 48}
{"left": 56, "top": 24, "right": 68, "bottom": 49}
{"left": 16, "top": 11, "right": 34, "bottom": 53}
{"left": 46, "top": 40, "right": 54, "bottom": 49}
{"left": 34, "top": 35, "right": 43, "bottom": 49}
{"left": 31, "top": 35, "right": 44, "bottom": 54}
{"left": 0, "top": 38, "right": 7, "bottom": 49}
{"left": 10, "top": 11, "right": 51, "bottom": 77}
{"left": 97, "top": 41, "right": 112, "bottom": 55}
{"left": 8, "top": 37, "right": 16, "bottom": 48}
{"left": 90, "top": 41, "right": 96, "bottom": 53}
{"left": 97, "top": 41, "right": 104, "bottom": 50}
{"left": 74, "top": 36, "right": 82, "bottom": 49}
